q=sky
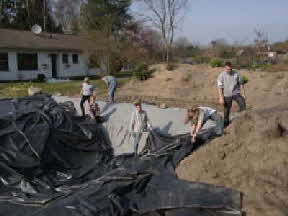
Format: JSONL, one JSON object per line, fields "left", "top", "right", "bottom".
{"left": 131, "top": 0, "right": 288, "bottom": 45}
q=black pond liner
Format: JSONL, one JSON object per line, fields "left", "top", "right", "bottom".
{"left": 0, "top": 95, "right": 242, "bottom": 216}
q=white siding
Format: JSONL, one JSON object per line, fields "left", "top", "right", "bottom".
{"left": 57, "top": 53, "right": 89, "bottom": 78}
{"left": 0, "top": 50, "right": 98, "bottom": 81}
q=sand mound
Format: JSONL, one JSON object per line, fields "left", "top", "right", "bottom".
{"left": 176, "top": 106, "right": 288, "bottom": 216}
{"left": 119, "top": 64, "right": 288, "bottom": 110}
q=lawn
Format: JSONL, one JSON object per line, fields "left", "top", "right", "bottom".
{"left": 0, "top": 78, "right": 131, "bottom": 99}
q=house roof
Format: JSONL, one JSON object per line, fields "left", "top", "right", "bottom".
{"left": 0, "top": 28, "right": 97, "bottom": 53}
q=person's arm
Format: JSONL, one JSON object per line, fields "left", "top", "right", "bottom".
{"left": 238, "top": 74, "right": 246, "bottom": 99}
{"left": 241, "top": 84, "right": 246, "bottom": 99}
{"left": 190, "top": 124, "right": 196, "bottom": 136}
{"left": 145, "top": 113, "right": 153, "bottom": 130}
{"left": 217, "top": 73, "right": 225, "bottom": 105}
{"left": 194, "top": 117, "right": 203, "bottom": 135}
{"left": 130, "top": 112, "right": 135, "bottom": 133}
{"left": 192, "top": 111, "right": 204, "bottom": 139}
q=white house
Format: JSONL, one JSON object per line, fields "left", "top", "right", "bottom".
{"left": 0, "top": 28, "right": 100, "bottom": 81}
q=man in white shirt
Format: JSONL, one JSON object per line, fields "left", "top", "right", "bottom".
{"left": 80, "top": 77, "right": 95, "bottom": 116}
{"left": 130, "top": 100, "right": 152, "bottom": 155}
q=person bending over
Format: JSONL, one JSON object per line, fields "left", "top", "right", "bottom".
{"left": 101, "top": 75, "right": 117, "bottom": 104}
{"left": 217, "top": 62, "right": 246, "bottom": 127}
{"left": 130, "top": 100, "right": 152, "bottom": 155}
{"left": 80, "top": 77, "right": 95, "bottom": 116}
{"left": 185, "top": 106, "right": 223, "bottom": 142}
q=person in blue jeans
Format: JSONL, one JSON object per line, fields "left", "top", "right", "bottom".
{"left": 101, "top": 75, "right": 117, "bottom": 104}
{"left": 130, "top": 100, "right": 152, "bottom": 155}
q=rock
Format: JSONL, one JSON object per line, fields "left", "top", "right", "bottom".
{"left": 278, "top": 119, "right": 288, "bottom": 137}
{"left": 55, "top": 92, "right": 63, "bottom": 97}
{"left": 212, "top": 172, "right": 219, "bottom": 179}
{"left": 218, "top": 152, "right": 226, "bottom": 160}
{"left": 159, "top": 103, "right": 168, "bottom": 109}
{"left": 28, "top": 87, "right": 42, "bottom": 96}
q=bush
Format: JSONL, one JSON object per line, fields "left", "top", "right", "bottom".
{"left": 132, "top": 63, "right": 153, "bottom": 81}
{"left": 242, "top": 75, "right": 249, "bottom": 85}
{"left": 166, "top": 63, "right": 176, "bottom": 71}
{"left": 193, "top": 56, "right": 211, "bottom": 64}
{"left": 34, "top": 74, "right": 46, "bottom": 82}
{"left": 210, "top": 58, "right": 224, "bottom": 67}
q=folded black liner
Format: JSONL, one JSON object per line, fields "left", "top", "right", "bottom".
{"left": 0, "top": 95, "right": 242, "bottom": 216}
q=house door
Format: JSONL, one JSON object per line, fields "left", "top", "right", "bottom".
{"left": 50, "top": 54, "right": 57, "bottom": 78}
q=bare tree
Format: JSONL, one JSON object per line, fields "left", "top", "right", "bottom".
{"left": 141, "top": 0, "right": 188, "bottom": 67}
{"left": 254, "top": 28, "right": 269, "bottom": 51}
{"left": 53, "top": 0, "right": 80, "bottom": 32}
{"left": 254, "top": 28, "right": 269, "bottom": 64}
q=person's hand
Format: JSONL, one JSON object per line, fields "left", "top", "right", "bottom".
{"left": 191, "top": 134, "right": 196, "bottom": 143}
{"left": 219, "top": 97, "right": 224, "bottom": 105}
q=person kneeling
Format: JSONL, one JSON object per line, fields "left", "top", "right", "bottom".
{"left": 185, "top": 106, "right": 223, "bottom": 143}
{"left": 88, "top": 95, "right": 103, "bottom": 123}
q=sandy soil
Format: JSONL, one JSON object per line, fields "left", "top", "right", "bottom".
{"left": 117, "top": 64, "right": 288, "bottom": 110}
{"left": 116, "top": 64, "right": 288, "bottom": 216}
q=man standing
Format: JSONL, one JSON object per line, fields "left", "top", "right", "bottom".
{"left": 101, "top": 75, "right": 117, "bottom": 104}
{"left": 217, "top": 62, "right": 246, "bottom": 127}
{"left": 130, "top": 100, "right": 152, "bottom": 155}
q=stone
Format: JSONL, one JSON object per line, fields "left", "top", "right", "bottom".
{"left": 28, "top": 87, "right": 42, "bottom": 96}
{"left": 159, "top": 103, "right": 168, "bottom": 109}
{"left": 55, "top": 92, "right": 63, "bottom": 97}
{"left": 278, "top": 119, "right": 288, "bottom": 137}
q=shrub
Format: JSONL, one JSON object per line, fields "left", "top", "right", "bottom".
{"left": 35, "top": 74, "right": 46, "bottom": 82}
{"left": 193, "top": 56, "right": 211, "bottom": 64}
{"left": 242, "top": 75, "right": 249, "bottom": 85}
{"left": 132, "top": 63, "right": 153, "bottom": 81}
{"left": 210, "top": 58, "right": 224, "bottom": 67}
{"left": 166, "top": 63, "right": 176, "bottom": 71}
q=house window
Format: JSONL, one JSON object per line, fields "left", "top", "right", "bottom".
{"left": 62, "top": 54, "right": 69, "bottom": 64}
{"left": 17, "top": 53, "right": 38, "bottom": 71}
{"left": 0, "top": 53, "right": 9, "bottom": 71}
{"left": 72, "top": 54, "right": 79, "bottom": 64}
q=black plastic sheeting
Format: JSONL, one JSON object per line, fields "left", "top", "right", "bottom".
{"left": 0, "top": 95, "right": 242, "bottom": 216}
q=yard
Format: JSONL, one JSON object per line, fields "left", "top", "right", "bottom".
{"left": 0, "top": 78, "right": 131, "bottom": 99}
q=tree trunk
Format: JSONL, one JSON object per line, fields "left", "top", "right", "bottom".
{"left": 166, "top": 45, "right": 170, "bottom": 66}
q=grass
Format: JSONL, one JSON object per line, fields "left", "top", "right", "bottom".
{"left": 0, "top": 78, "right": 131, "bottom": 99}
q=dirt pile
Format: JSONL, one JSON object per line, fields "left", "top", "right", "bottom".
{"left": 118, "top": 64, "right": 288, "bottom": 215}
{"left": 176, "top": 106, "right": 288, "bottom": 216}
{"left": 119, "top": 64, "right": 288, "bottom": 109}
